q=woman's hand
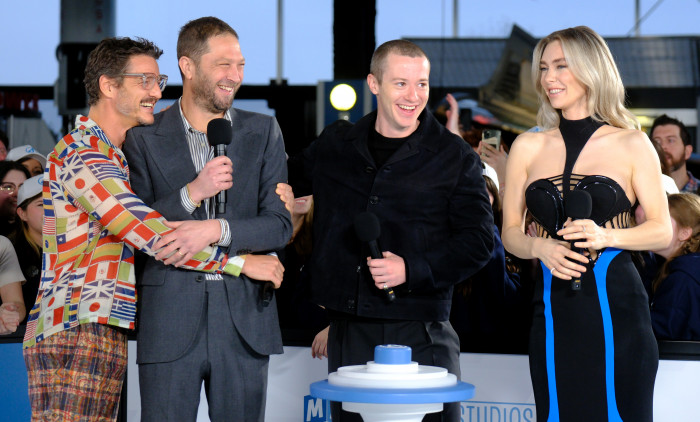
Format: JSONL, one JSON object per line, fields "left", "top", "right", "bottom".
{"left": 444, "top": 93, "right": 461, "bottom": 136}
{"left": 478, "top": 142, "right": 508, "bottom": 188}
{"left": 276, "top": 183, "right": 295, "bottom": 214}
{"left": 0, "top": 303, "right": 21, "bottom": 334}
{"left": 532, "top": 236, "right": 589, "bottom": 280}
{"left": 558, "top": 219, "right": 611, "bottom": 252}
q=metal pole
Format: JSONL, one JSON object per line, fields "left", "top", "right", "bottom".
{"left": 276, "top": 0, "right": 284, "bottom": 84}
{"left": 453, "top": 0, "right": 459, "bottom": 37}
{"left": 635, "top": 0, "right": 640, "bottom": 37}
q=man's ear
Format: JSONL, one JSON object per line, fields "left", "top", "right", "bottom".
{"left": 98, "top": 75, "right": 119, "bottom": 100}
{"left": 367, "top": 73, "right": 379, "bottom": 95}
{"left": 179, "top": 56, "right": 194, "bottom": 81}
{"left": 685, "top": 144, "right": 693, "bottom": 161}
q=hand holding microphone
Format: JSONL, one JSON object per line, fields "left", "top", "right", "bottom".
{"left": 564, "top": 190, "right": 592, "bottom": 291}
{"left": 207, "top": 118, "right": 233, "bottom": 215}
{"left": 238, "top": 253, "right": 284, "bottom": 307}
{"left": 354, "top": 212, "right": 401, "bottom": 302}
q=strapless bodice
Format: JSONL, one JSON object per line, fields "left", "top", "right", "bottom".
{"left": 525, "top": 173, "right": 632, "bottom": 240}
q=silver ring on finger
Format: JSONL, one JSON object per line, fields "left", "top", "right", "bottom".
{"left": 582, "top": 225, "right": 587, "bottom": 233}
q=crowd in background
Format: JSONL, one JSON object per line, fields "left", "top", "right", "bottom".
{"left": 2, "top": 17, "right": 699, "bottom": 422}
{"left": 1, "top": 106, "right": 699, "bottom": 345}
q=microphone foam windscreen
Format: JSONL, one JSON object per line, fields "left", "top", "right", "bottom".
{"left": 354, "top": 211, "right": 381, "bottom": 242}
{"left": 565, "top": 190, "right": 592, "bottom": 219}
{"left": 207, "top": 118, "right": 232, "bottom": 146}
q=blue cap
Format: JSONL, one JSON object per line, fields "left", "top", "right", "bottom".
{"left": 374, "top": 345, "right": 412, "bottom": 365}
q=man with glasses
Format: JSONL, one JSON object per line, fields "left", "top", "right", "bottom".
{"left": 121, "top": 72, "right": 169, "bottom": 91}
{"left": 124, "top": 17, "right": 292, "bottom": 422}
{"left": 22, "top": 37, "right": 262, "bottom": 422}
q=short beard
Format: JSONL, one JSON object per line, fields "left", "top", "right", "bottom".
{"left": 669, "top": 156, "right": 686, "bottom": 173}
{"left": 192, "top": 74, "right": 235, "bottom": 115}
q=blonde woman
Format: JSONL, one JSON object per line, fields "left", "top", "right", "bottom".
{"left": 502, "top": 26, "right": 672, "bottom": 421}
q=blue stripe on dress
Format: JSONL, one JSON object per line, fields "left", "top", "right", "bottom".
{"left": 540, "top": 261, "right": 560, "bottom": 421}
{"left": 593, "top": 247, "right": 623, "bottom": 422}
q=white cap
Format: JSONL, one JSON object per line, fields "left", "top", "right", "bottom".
{"left": 661, "top": 174, "right": 679, "bottom": 195}
{"left": 17, "top": 175, "right": 43, "bottom": 206}
{"left": 6, "top": 145, "right": 46, "bottom": 168}
{"left": 482, "top": 162, "right": 499, "bottom": 192}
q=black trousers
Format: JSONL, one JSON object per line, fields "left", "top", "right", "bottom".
{"left": 328, "top": 319, "right": 461, "bottom": 422}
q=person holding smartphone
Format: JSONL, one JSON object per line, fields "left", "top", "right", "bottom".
{"left": 478, "top": 129, "right": 508, "bottom": 196}
{"left": 444, "top": 94, "right": 508, "bottom": 196}
{"left": 501, "top": 26, "right": 671, "bottom": 421}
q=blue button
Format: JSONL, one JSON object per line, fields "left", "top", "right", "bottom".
{"left": 374, "top": 345, "right": 411, "bottom": 364}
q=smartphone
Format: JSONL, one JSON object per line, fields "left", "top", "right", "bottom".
{"left": 482, "top": 129, "right": 501, "bottom": 150}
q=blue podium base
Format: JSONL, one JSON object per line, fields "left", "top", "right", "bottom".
{"left": 310, "top": 380, "right": 474, "bottom": 404}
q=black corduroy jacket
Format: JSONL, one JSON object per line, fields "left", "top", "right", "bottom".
{"left": 289, "top": 109, "right": 494, "bottom": 321}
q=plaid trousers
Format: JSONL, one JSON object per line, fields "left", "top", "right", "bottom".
{"left": 24, "top": 323, "right": 128, "bottom": 422}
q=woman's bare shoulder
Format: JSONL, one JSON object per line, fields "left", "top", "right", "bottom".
{"left": 602, "top": 126, "right": 651, "bottom": 146}
{"left": 511, "top": 129, "right": 555, "bottom": 154}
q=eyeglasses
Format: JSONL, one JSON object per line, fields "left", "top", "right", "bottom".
{"left": 120, "top": 73, "right": 168, "bottom": 91}
{"left": 0, "top": 183, "right": 17, "bottom": 194}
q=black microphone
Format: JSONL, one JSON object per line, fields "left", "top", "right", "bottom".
{"left": 260, "top": 253, "right": 278, "bottom": 307}
{"left": 354, "top": 211, "right": 395, "bottom": 302}
{"left": 261, "top": 281, "right": 274, "bottom": 307}
{"left": 564, "top": 190, "right": 592, "bottom": 291}
{"left": 207, "top": 118, "right": 232, "bottom": 215}
{"left": 254, "top": 252, "right": 279, "bottom": 307}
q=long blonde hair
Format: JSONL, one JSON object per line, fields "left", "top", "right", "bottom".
{"left": 653, "top": 193, "right": 700, "bottom": 293}
{"left": 532, "top": 26, "right": 639, "bottom": 131}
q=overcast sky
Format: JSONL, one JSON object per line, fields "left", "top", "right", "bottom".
{"left": 1, "top": 0, "right": 699, "bottom": 87}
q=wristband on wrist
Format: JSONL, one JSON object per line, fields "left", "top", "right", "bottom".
{"left": 186, "top": 183, "right": 201, "bottom": 208}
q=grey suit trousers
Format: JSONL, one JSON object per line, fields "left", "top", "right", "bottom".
{"left": 139, "top": 280, "right": 269, "bottom": 422}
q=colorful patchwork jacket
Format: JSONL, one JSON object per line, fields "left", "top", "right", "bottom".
{"left": 23, "top": 116, "right": 244, "bottom": 348}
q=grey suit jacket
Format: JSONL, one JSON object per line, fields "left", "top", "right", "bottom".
{"left": 124, "top": 104, "right": 292, "bottom": 363}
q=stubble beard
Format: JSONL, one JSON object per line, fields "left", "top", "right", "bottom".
{"left": 116, "top": 90, "right": 154, "bottom": 127}
{"left": 668, "top": 155, "right": 686, "bottom": 173}
{"left": 192, "top": 75, "right": 236, "bottom": 115}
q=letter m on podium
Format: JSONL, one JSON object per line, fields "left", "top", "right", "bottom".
{"left": 304, "top": 395, "right": 331, "bottom": 421}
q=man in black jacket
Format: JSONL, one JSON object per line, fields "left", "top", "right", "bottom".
{"left": 289, "top": 40, "right": 494, "bottom": 422}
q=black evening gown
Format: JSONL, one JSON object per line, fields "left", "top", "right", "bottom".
{"left": 524, "top": 116, "right": 658, "bottom": 422}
